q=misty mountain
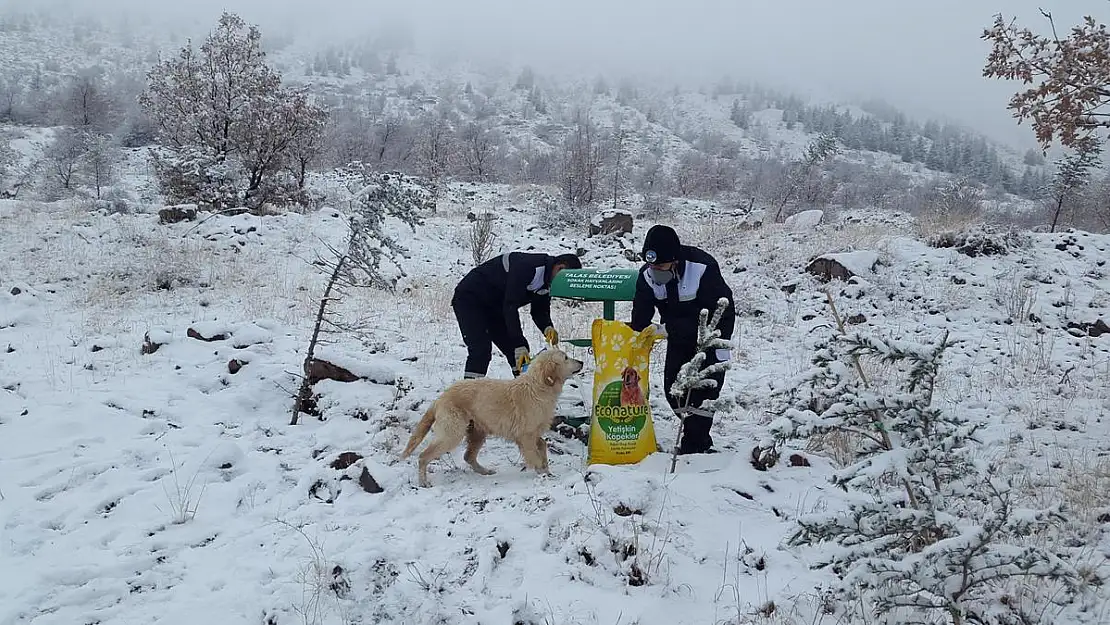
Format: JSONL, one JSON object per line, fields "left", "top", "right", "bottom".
{"left": 0, "top": 4, "right": 1060, "bottom": 218}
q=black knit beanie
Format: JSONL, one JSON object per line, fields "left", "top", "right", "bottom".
{"left": 641, "top": 225, "right": 681, "bottom": 264}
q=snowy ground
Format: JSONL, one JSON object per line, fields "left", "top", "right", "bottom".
{"left": 2, "top": 189, "right": 1110, "bottom": 625}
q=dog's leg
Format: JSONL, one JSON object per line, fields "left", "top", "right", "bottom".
{"left": 417, "top": 432, "right": 465, "bottom": 487}
{"left": 463, "top": 426, "right": 495, "bottom": 476}
{"left": 535, "top": 435, "right": 550, "bottom": 473}
{"left": 517, "top": 436, "right": 551, "bottom": 475}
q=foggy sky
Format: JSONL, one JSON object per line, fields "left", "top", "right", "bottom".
{"left": 23, "top": 0, "right": 1110, "bottom": 150}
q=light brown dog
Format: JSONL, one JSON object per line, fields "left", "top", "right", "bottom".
{"left": 619, "top": 366, "right": 645, "bottom": 406}
{"left": 401, "top": 349, "right": 584, "bottom": 487}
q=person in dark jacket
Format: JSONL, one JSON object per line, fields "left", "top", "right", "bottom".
{"left": 629, "top": 225, "right": 735, "bottom": 454}
{"left": 452, "top": 251, "right": 582, "bottom": 379}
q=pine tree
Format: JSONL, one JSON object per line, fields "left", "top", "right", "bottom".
{"left": 1048, "top": 145, "right": 1102, "bottom": 232}
{"left": 291, "top": 164, "right": 433, "bottom": 423}
{"left": 770, "top": 327, "right": 1085, "bottom": 625}
{"left": 667, "top": 297, "right": 733, "bottom": 473}
{"left": 730, "top": 99, "right": 750, "bottom": 129}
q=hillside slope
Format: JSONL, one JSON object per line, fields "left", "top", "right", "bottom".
{"left": 1, "top": 189, "right": 1108, "bottom": 624}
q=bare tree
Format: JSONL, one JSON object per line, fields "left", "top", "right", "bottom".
{"left": 373, "top": 114, "right": 414, "bottom": 168}
{"left": 283, "top": 89, "right": 328, "bottom": 190}
{"left": 983, "top": 10, "right": 1110, "bottom": 152}
{"left": 609, "top": 119, "right": 628, "bottom": 210}
{"left": 457, "top": 121, "right": 500, "bottom": 181}
{"left": 64, "top": 71, "right": 114, "bottom": 131}
{"left": 43, "top": 128, "right": 89, "bottom": 193}
{"left": 560, "top": 111, "right": 605, "bottom": 206}
{"left": 81, "top": 133, "right": 121, "bottom": 199}
{"left": 416, "top": 109, "right": 456, "bottom": 201}
{"left": 635, "top": 149, "right": 672, "bottom": 216}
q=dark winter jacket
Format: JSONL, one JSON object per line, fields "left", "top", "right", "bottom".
{"left": 630, "top": 245, "right": 735, "bottom": 345}
{"left": 453, "top": 252, "right": 556, "bottom": 349}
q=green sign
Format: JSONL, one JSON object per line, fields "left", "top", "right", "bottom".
{"left": 550, "top": 268, "right": 639, "bottom": 302}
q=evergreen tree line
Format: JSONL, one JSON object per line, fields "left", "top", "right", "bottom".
{"left": 718, "top": 80, "right": 1050, "bottom": 199}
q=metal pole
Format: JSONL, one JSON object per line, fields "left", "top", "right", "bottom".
{"left": 603, "top": 300, "right": 615, "bottom": 321}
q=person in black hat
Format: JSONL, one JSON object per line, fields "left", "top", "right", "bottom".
{"left": 629, "top": 225, "right": 735, "bottom": 454}
{"left": 451, "top": 251, "right": 582, "bottom": 379}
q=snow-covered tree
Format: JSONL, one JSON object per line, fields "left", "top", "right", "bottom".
{"left": 1047, "top": 145, "right": 1101, "bottom": 232}
{"left": 332, "top": 163, "right": 433, "bottom": 289}
{"left": 291, "top": 163, "right": 433, "bottom": 424}
{"left": 771, "top": 133, "right": 839, "bottom": 221}
{"left": 560, "top": 111, "right": 605, "bottom": 206}
{"left": 983, "top": 10, "right": 1110, "bottom": 152}
{"left": 770, "top": 330, "right": 1085, "bottom": 625}
{"left": 667, "top": 297, "right": 734, "bottom": 473}
{"left": 456, "top": 121, "right": 501, "bottom": 182}
{"left": 140, "top": 12, "right": 328, "bottom": 209}
{"left": 415, "top": 109, "right": 456, "bottom": 202}
{"left": 42, "top": 127, "right": 89, "bottom": 194}
{"left": 730, "top": 99, "right": 751, "bottom": 129}
{"left": 62, "top": 71, "right": 115, "bottom": 132}
{"left": 81, "top": 132, "right": 121, "bottom": 199}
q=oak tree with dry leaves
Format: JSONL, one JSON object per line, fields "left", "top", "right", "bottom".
{"left": 983, "top": 10, "right": 1110, "bottom": 152}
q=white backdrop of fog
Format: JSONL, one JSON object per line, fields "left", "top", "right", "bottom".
{"left": 22, "top": 0, "right": 1110, "bottom": 149}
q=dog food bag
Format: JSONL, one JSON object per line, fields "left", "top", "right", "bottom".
{"left": 586, "top": 319, "right": 661, "bottom": 466}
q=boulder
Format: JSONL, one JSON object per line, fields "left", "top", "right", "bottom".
{"left": 784, "top": 209, "right": 823, "bottom": 232}
{"left": 588, "top": 209, "right": 633, "bottom": 237}
{"left": 158, "top": 204, "right": 198, "bottom": 224}
{"left": 304, "top": 357, "right": 360, "bottom": 384}
{"left": 805, "top": 251, "right": 880, "bottom": 283}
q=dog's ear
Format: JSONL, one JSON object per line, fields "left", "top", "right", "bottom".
{"left": 540, "top": 358, "right": 559, "bottom": 386}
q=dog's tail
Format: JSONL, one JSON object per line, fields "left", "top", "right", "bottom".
{"left": 400, "top": 403, "right": 436, "bottom": 458}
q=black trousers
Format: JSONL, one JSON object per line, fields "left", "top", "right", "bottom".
{"left": 452, "top": 295, "right": 521, "bottom": 378}
{"left": 663, "top": 338, "right": 726, "bottom": 454}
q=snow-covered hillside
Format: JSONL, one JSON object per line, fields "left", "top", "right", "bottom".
{"left": 0, "top": 4, "right": 1055, "bottom": 224}
{"left": 2, "top": 186, "right": 1109, "bottom": 624}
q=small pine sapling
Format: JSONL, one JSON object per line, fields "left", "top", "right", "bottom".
{"left": 667, "top": 297, "right": 734, "bottom": 473}
{"left": 770, "top": 328, "right": 1085, "bottom": 624}
{"left": 291, "top": 164, "right": 432, "bottom": 424}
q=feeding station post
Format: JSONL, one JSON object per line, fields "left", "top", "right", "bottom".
{"left": 549, "top": 267, "right": 640, "bottom": 345}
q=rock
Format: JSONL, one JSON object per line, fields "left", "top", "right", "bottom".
{"left": 304, "top": 357, "right": 359, "bottom": 384}
{"left": 805, "top": 251, "right": 880, "bottom": 283}
{"left": 158, "top": 204, "right": 198, "bottom": 224}
{"left": 783, "top": 209, "right": 823, "bottom": 232}
{"left": 330, "top": 451, "right": 364, "bottom": 470}
{"left": 781, "top": 282, "right": 798, "bottom": 295}
{"left": 750, "top": 445, "right": 779, "bottom": 471}
{"left": 187, "top": 327, "right": 229, "bottom": 342}
{"left": 141, "top": 332, "right": 163, "bottom": 355}
{"left": 358, "top": 466, "right": 384, "bottom": 493}
{"left": 1067, "top": 319, "right": 1110, "bottom": 338}
{"left": 846, "top": 313, "right": 867, "bottom": 325}
{"left": 788, "top": 453, "right": 811, "bottom": 467}
{"left": 588, "top": 209, "right": 633, "bottom": 237}
{"left": 228, "top": 359, "right": 244, "bottom": 374}
{"left": 9, "top": 286, "right": 21, "bottom": 296}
